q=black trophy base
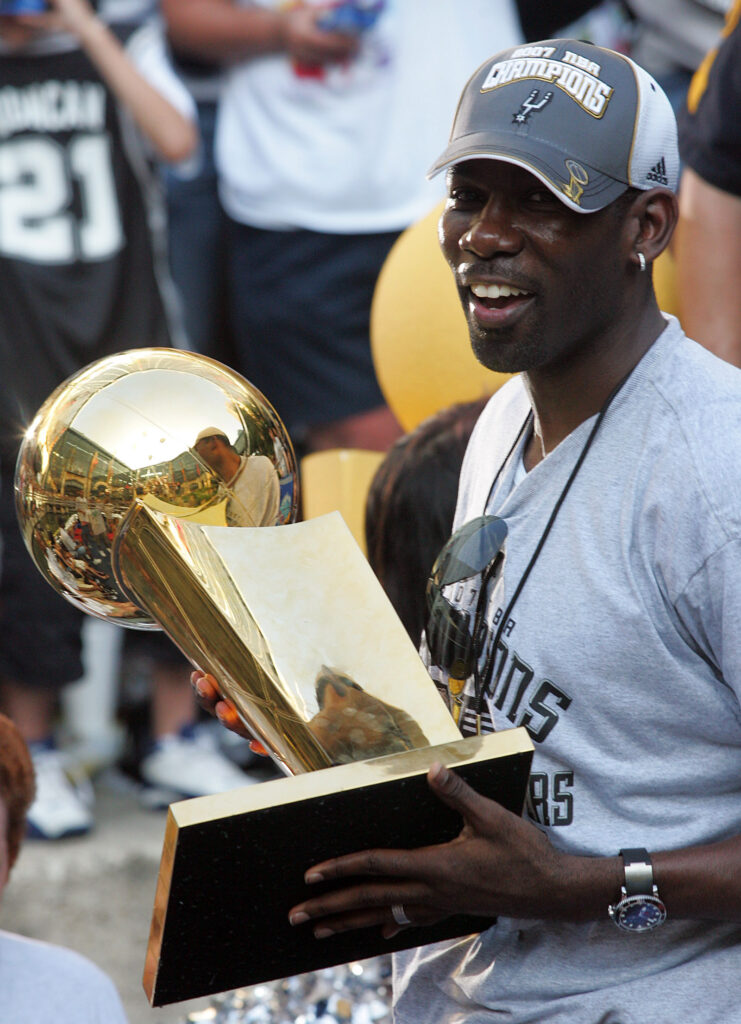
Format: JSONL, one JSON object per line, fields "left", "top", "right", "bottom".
{"left": 144, "top": 729, "right": 533, "bottom": 1006}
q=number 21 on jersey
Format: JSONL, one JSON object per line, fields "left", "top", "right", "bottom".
{"left": 0, "top": 132, "right": 123, "bottom": 264}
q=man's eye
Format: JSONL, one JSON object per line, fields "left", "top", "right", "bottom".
{"left": 527, "top": 189, "right": 557, "bottom": 205}
{"left": 448, "top": 187, "right": 482, "bottom": 204}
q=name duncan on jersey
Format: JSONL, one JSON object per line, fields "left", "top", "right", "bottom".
{"left": 0, "top": 80, "right": 106, "bottom": 138}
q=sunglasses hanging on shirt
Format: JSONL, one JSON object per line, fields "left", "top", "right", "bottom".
{"left": 425, "top": 366, "right": 635, "bottom": 734}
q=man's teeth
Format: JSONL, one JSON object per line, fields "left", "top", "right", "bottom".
{"left": 471, "top": 283, "right": 529, "bottom": 299}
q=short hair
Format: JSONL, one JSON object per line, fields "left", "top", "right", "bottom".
{"left": 365, "top": 399, "right": 487, "bottom": 645}
{"left": 0, "top": 714, "right": 35, "bottom": 867}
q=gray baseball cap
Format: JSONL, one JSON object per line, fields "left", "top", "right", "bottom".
{"left": 428, "top": 38, "right": 679, "bottom": 213}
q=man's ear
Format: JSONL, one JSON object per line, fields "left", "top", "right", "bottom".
{"left": 630, "top": 188, "right": 679, "bottom": 264}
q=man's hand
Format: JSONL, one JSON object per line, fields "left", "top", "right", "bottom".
{"left": 280, "top": 5, "right": 359, "bottom": 66}
{"left": 287, "top": 763, "right": 612, "bottom": 940}
{"left": 161, "top": 0, "right": 359, "bottom": 66}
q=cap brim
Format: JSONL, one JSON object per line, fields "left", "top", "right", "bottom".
{"left": 427, "top": 129, "right": 629, "bottom": 213}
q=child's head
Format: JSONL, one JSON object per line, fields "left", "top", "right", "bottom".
{"left": 0, "top": 714, "right": 35, "bottom": 879}
{"left": 365, "top": 399, "right": 487, "bottom": 645}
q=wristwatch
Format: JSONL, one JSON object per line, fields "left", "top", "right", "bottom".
{"left": 608, "top": 848, "right": 667, "bottom": 932}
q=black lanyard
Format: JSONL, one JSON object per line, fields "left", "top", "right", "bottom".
{"left": 471, "top": 368, "right": 634, "bottom": 718}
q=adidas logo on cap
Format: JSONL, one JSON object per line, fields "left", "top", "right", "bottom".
{"left": 646, "top": 157, "right": 669, "bottom": 186}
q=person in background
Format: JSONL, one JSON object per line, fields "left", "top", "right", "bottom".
{"left": 365, "top": 400, "right": 487, "bottom": 646}
{"left": 0, "top": 0, "right": 253, "bottom": 839}
{"left": 162, "top": 41, "right": 232, "bottom": 362}
{"left": 160, "top": 0, "right": 524, "bottom": 456}
{"left": 675, "top": 0, "right": 741, "bottom": 364}
{"left": 0, "top": 712, "right": 129, "bottom": 1021}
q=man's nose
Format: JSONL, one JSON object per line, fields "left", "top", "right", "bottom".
{"left": 460, "top": 198, "right": 522, "bottom": 259}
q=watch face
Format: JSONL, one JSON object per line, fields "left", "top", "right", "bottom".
{"left": 615, "top": 895, "right": 667, "bottom": 932}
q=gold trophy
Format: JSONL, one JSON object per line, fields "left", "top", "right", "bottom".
{"left": 15, "top": 349, "right": 532, "bottom": 1005}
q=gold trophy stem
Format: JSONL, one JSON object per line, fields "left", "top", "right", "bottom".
{"left": 113, "top": 502, "right": 335, "bottom": 774}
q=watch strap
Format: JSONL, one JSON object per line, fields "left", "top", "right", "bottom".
{"left": 619, "top": 847, "right": 655, "bottom": 896}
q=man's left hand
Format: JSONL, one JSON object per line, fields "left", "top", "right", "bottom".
{"left": 288, "top": 762, "right": 587, "bottom": 940}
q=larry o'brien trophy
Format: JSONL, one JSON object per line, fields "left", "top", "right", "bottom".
{"left": 15, "top": 349, "right": 533, "bottom": 1006}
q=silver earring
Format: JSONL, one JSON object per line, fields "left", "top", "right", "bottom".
{"left": 637, "top": 252, "right": 647, "bottom": 273}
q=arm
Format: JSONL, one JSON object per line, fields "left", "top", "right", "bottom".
{"left": 287, "top": 764, "right": 741, "bottom": 939}
{"left": 161, "top": 0, "right": 358, "bottom": 66}
{"left": 51, "top": 0, "right": 197, "bottom": 164}
{"left": 190, "top": 674, "right": 741, "bottom": 932}
{"left": 675, "top": 167, "right": 741, "bottom": 366}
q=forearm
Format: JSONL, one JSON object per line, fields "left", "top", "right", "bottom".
{"left": 161, "top": 0, "right": 286, "bottom": 61}
{"left": 653, "top": 833, "right": 741, "bottom": 921}
{"left": 676, "top": 168, "right": 741, "bottom": 367}
{"left": 73, "top": 15, "right": 197, "bottom": 164}
{"left": 287, "top": 757, "right": 741, "bottom": 937}
{"left": 556, "top": 834, "right": 741, "bottom": 925}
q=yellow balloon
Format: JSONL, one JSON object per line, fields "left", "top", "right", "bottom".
{"left": 371, "top": 201, "right": 510, "bottom": 432}
{"left": 654, "top": 246, "right": 679, "bottom": 319}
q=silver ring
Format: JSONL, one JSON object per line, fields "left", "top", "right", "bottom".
{"left": 391, "top": 903, "right": 411, "bottom": 926}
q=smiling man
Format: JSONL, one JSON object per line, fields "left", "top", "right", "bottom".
{"left": 277, "top": 37, "right": 741, "bottom": 1024}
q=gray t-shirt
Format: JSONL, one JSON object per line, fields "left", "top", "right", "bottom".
{"left": 394, "top": 317, "right": 741, "bottom": 1023}
{"left": 0, "top": 929, "right": 129, "bottom": 1022}
{"left": 222, "top": 454, "right": 280, "bottom": 528}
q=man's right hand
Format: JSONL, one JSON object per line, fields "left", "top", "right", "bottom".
{"left": 280, "top": 5, "right": 359, "bottom": 66}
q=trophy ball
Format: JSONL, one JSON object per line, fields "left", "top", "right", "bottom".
{"left": 14, "top": 348, "right": 298, "bottom": 628}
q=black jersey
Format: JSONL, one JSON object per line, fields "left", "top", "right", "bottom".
{"left": 678, "top": 0, "right": 741, "bottom": 197}
{"left": 0, "top": 26, "right": 182, "bottom": 457}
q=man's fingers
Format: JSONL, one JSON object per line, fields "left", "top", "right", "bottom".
{"left": 214, "top": 700, "right": 252, "bottom": 740}
{"left": 190, "top": 671, "right": 262, "bottom": 743}
{"left": 426, "top": 762, "right": 502, "bottom": 829}
{"left": 289, "top": 882, "right": 431, "bottom": 932}
{"left": 303, "top": 848, "right": 417, "bottom": 885}
{"left": 191, "top": 670, "right": 219, "bottom": 703}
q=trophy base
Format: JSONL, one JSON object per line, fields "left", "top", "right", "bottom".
{"left": 144, "top": 728, "right": 533, "bottom": 1006}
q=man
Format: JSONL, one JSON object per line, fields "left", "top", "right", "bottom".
{"left": 197, "top": 38, "right": 741, "bottom": 1022}
{"left": 0, "top": 713, "right": 129, "bottom": 1020}
{"left": 193, "top": 428, "right": 280, "bottom": 527}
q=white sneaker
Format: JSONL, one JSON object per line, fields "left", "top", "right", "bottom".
{"left": 26, "top": 741, "right": 95, "bottom": 840}
{"left": 139, "top": 723, "right": 261, "bottom": 805}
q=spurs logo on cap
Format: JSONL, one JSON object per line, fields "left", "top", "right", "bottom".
{"left": 512, "top": 89, "right": 554, "bottom": 125}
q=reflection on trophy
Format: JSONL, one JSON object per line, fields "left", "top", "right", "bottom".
{"left": 15, "top": 348, "right": 532, "bottom": 1004}
{"left": 15, "top": 347, "right": 298, "bottom": 627}
{"left": 192, "top": 426, "right": 281, "bottom": 528}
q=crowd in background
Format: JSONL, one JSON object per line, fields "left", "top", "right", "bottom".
{"left": 0, "top": 0, "right": 739, "bottom": 1020}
